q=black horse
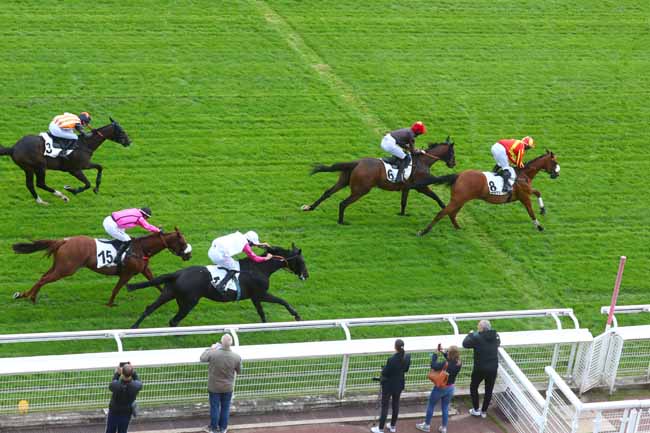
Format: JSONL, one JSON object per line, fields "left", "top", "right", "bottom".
{"left": 127, "top": 244, "right": 308, "bottom": 327}
{"left": 0, "top": 118, "right": 131, "bottom": 204}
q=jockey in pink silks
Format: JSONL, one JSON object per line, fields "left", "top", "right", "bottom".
{"left": 102, "top": 207, "right": 161, "bottom": 265}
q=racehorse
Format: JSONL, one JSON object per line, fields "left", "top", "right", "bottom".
{"left": 0, "top": 118, "right": 131, "bottom": 204}
{"left": 301, "top": 137, "right": 456, "bottom": 224}
{"left": 412, "top": 150, "right": 560, "bottom": 235}
{"left": 126, "top": 244, "right": 308, "bottom": 327}
{"left": 12, "top": 228, "right": 192, "bottom": 306}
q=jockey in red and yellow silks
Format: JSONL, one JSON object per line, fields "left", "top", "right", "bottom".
{"left": 490, "top": 136, "right": 535, "bottom": 192}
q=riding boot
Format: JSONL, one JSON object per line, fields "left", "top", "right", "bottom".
{"left": 213, "top": 270, "right": 237, "bottom": 297}
{"left": 501, "top": 170, "right": 512, "bottom": 193}
{"left": 115, "top": 241, "right": 131, "bottom": 269}
{"left": 396, "top": 154, "right": 410, "bottom": 182}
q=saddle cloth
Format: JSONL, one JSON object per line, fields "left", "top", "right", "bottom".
{"left": 381, "top": 159, "right": 413, "bottom": 183}
{"left": 483, "top": 172, "right": 513, "bottom": 196}
{"left": 40, "top": 133, "right": 73, "bottom": 158}
{"left": 206, "top": 265, "right": 240, "bottom": 293}
{"left": 94, "top": 239, "right": 124, "bottom": 268}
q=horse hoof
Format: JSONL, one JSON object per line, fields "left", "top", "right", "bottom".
{"left": 93, "top": 188, "right": 99, "bottom": 194}
{"left": 12, "top": 292, "right": 21, "bottom": 300}
{"left": 537, "top": 225, "right": 545, "bottom": 232}
{"left": 30, "top": 297, "right": 37, "bottom": 304}
{"left": 64, "top": 185, "right": 72, "bottom": 191}
{"left": 105, "top": 302, "right": 116, "bottom": 308}
{"left": 541, "top": 208, "right": 547, "bottom": 216}
{"left": 417, "top": 231, "right": 425, "bottom": 237}
{"left": 295, "top": 316, "right": 303, "bottom": 321}
{"left": 300, "top": 204, "right": 311, "bottom": 211}
{"left": 35, "top": 198, "right": 49, "bottom": 206}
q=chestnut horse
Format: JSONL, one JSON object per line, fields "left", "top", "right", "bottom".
{"left": 413, "top": 150, "right": 560, "bottom": 235}
{"left": 12, "top": 228, "right": 192, "bottom": 306}
{"left": 0, "top": 118, "right": 131, "bottom": 204}
{"left": 301, "top": 137, "right": 456, "bottom": 224}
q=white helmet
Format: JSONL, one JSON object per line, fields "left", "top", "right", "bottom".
{"left": 244, "top": 230, "right": 260, "bottom": 245}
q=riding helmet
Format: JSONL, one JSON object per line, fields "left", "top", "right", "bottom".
{"left": 244, "top": 230, "right": 260, "bottom": 245}
{"left": 411, "top": 121, "right": 426, "bottom": 135}
{"left": 79, "top": 112, "right": 92, "bottom": 125}
{"left": 140, "top": 207, "right": 152, "bottom": 218}
{"left": 521, "top": 136, "right": 535, "bottom": 148}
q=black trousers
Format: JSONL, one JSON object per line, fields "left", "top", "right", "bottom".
{"left": 378, "top": 388, "right": 402, "bottom": 429}
{"left": 470, "top": 368, "right": 498, "bottom": 412}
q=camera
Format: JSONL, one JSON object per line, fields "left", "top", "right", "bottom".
{"left": 119, "top": 361, "right": 129, "bottom": 367}
{"left": 437, "top": 343, "right": 443, "bottom": 352}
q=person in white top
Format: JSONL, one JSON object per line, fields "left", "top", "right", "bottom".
{"left": 208, "top": 231, "right": 272, "bottom": 295}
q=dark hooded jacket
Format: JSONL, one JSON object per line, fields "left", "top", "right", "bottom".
{"left": 462, "top": 329, "right": 501, "bottom": 372}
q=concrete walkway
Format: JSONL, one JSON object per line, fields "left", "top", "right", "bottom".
{"left": 11, "top": 398, "right": 513, "bottom": 433}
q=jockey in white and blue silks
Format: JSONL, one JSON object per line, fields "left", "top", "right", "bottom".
{"left": 208, "top": 231, "right": 272, "bottom": 295}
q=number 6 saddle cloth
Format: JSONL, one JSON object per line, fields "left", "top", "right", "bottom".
{"left": 94, "top": 239, "right": 126, "bottom": 268}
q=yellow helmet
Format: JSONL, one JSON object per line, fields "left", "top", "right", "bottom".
{"left": 521, "top": 136, "right": 535, "bottom": 148}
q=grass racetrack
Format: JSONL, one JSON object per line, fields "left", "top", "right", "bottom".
{"left": 0, "top": 0, "right": 649, "bottom": 355}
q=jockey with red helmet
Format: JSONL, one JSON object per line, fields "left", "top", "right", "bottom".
{"left": 380, "top": 121, "right": 427, "bottom": 182}
{"left": 48, "top": 112, "right": 92, "bottom": 155}
{"left": 491, "top": 136, "right": 535, "bottom": 192}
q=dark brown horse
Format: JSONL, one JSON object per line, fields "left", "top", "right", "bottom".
{"left": 413, "top": 150, "right": 560, "bottom": 235}
{"left": 11, "top": 228, "right": 192, "bottom": 306}
{"left": 301, "top": 138, "right": 456, "bottom": 224}
{"left": 0, "top": 118, "right": 131, "bottom": 204}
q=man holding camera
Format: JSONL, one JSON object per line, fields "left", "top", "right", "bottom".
{"left": 106, "top": 362, "right": 142, "bottom": 433}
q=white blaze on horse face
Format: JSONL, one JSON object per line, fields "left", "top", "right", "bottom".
{"left": 184, "top": 244, "right": 192, "bottom": 254}
{"left": 538, "top": 197, "right": 545, "bottom": 208}
{"left": 555, "top": 164, "right": 560, "bottom": 173}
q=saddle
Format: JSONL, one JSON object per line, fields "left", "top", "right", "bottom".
{"left": 382, "top": 155, "right": 400, "bottom": 167}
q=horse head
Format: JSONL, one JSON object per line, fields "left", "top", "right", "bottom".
{"left": 266, "top": 243, "right": 309, "bottom": 280}
{"left": 425, "top": 136, "right": 456, "bottom": 168}
{"left": 524, "top": 150, "right": 560, "bottom": 180}
{"left": 162, "top": 227, "right": 192, "bottom": 261}
{"left": 107, "top": 117, "right": 132, "bottom": 147}
{"left": 544, "top": 150, "right": 560, "bottom": 179}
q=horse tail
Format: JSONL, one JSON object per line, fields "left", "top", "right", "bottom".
{"left": 12, "top": 240, "right": 65, "bottom": 257}
{"left": 412, "top": 174, "right": 458, "bottom": 188}
{"left": 310, "top": 162, "right": 358, "bottom": 175}
{"left": 0, "top": 145, "right": 14, "bottom": 156}
{"left": 127, "top": 272, "right": 177, "bottom": 292}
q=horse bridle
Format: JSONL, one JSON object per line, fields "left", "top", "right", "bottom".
{"left": 158, "top": 232, "right": 185, "bottom": 257}
{"left": 269, "top": 253, "right": 301, "bottom": 273}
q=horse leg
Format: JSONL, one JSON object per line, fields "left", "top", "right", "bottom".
{"left": 168, "top": 298, "right": 199, "bottom": 327}
{"left": 88, "top": 162, "right": 103, "bottom": 194}
{"left": 449, "top": 205, "right": 464, "bottom": 229}
{"left": 63, "top": 170, "right": 92, "bottom": 195}
{"left": 14, "top": 267, "right": 64, "bottom": 303}
{"left": 23, "top": 169, "right": 46, "bottom": 205}
{"left": 302, "top": 172, "right": 349, "bottom": 211}
{"left": 531, "top": 188, "right": 546, "bottom": 215}
{"left": 338, "top": 189, "right": 369, "bottom": 225}
{"left": 251, "top": 298, "right": 267, "bottom": 322}
{"left": 258, "top": 292, "right": 302, "bottom": 321}
{"left": 399, "top": 189, "right": 410, "bottom": 216}
{"left": 418, "top": 202, "right": 461, "bottom": 236}
{"left": 106, "top": 273, "right": 135, "bottom": 307}
{"left": 520, "top": 195, "right": 544, "bottom": 231}
{"left": 141, "top": 266, "right": 163, "bottom": 292}
{"left": 35, "top": 168, "right": 69, "bottom": 203}
{"left": 416, "top": 186, "right": 446, "bottom": 209}
{"left": 131, "top": 289, "right": 175, "bottom": 329}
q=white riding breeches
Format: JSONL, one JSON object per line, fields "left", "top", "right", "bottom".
{"left": 208, "top": 246, "right": 240, "bottom": 271}
{"left": 491, "top": 143, "right": 516, "bottom": 180}
{"left": 381, "top": 134, "right": 406, "bottom": 159}
{"left": 48, "top": 122, "right": 78, "bottom": 140}
{"left": 102, "top": 216, "right": 131, "bottom": 242}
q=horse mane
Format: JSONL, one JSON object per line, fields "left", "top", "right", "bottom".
{"left": 523, "top": 152, "right": 550, "bottom": 168}
{"left": 266, "top": 245, "right": 293, "bottom": 257}
{"left": 426, "top": 142, "right": 445, "bottom": 150}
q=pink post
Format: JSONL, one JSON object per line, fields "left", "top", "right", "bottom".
{"left": 606, "top": 256, "right": 627, "bottom": 330}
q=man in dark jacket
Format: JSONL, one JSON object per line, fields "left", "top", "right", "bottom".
{"left": 106, "top": 363, "right": 142, "bottom": 433}
{"left": 462, "top": 319, "right": 501, "bottom": 418}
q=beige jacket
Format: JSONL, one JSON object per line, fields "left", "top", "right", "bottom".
{"left": 200, "top": 346, "right": 242, "bottom": 393}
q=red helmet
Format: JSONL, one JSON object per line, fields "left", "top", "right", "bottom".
{"left": 521, "top": 136, "right": 535, "bottom": 148}
{"left": 79, "top": 112, "right": 92, "bottom": 125}
{"left": 411, "top": 121, "right": 426, "bottom": 135}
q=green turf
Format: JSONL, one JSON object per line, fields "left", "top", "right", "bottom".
{"left": 0, "top": 0, "right": 649, "bottom": 357}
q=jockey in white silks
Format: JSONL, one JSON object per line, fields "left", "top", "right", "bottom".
{"left": 208, "top": 231, "right": 272, "bottom": 295}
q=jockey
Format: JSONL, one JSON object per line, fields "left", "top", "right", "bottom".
{"left": 208, "top": 231, "right": 272, "bottom": 296}
{"left": 380, "top": 121, "right": 426, "bottom": 182}
{"left": 102, "top": 207, "right": 161, "bottom": 265}
{"left": 48, "top": 112, "right": 92, "bottom": 155}
{"left": 491, "top": 136, "right": 535, "bottom": 192}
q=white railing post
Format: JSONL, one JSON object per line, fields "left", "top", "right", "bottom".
{"left": 111, "top": 332, "right": 123, "bottom": 352}
{"left": 539, "top": 371, "right": 556, "bottom": 433}
{"left": 592, "top": 410, "right": 602, "bottom": 433}
{"left": 624, "top": 408, "right": 638, "bottom": 433}
{"left": 225, "top": 328, "right": 239, "bottom": 346}
{"left": 337, "top": 322, "right": 352, "bottom": 399}
{"left": 446, "top": 317, "right": 459, "bottom": 335}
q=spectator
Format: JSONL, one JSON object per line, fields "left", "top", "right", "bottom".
{"left": 463, "top": 319, "right": 501, "bottom": 418}
{"left": 416, "top": 345, "right": 462, "bottom": 433}
{"left": 200, "top": 334, "right": 242, "bottom": 433}
{"left": 106, "top": 362, "right": 142, "bottom": 433}
{"left": 371, "top": 339, "right": 411, "bottom": 433}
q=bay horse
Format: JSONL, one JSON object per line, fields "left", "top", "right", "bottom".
{"left": 12, "top": 228, "right": 192, "bottom": 306}
{"left": 126, "top": 244, "right": 308, "bottom": 327}
{"left": 0, "top": 117, "right": 131, "bottom": 204}
{"left": 301, "top": 137, "right": 456, "bottom": 224}
{"left": 413, "top": 150, "right": 560, "bottom": 235}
